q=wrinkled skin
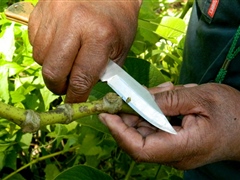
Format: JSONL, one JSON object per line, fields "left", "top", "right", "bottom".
{"left": 28, "top": 0, "right": 141, "bottom": 103}
{"left": 99, "top": 83, "right": 240, "bottom": 170}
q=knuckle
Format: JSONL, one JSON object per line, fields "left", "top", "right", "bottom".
{"left": 89, "top": 21, "right": 117, "bottom": 43}
{"left": 69, "top": 73, "right": 94, "bottom": 96}
{"left": 42, "top": 67, "right": 66, "bottom": 95}
{"left": 42, "top": 66, "right": 61, "bottom": 83}
{"left": 96, "top": 25, "right": 116, "bottom": 40}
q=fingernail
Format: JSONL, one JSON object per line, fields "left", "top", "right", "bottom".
{"left": 183, "top": 83, "right": 198, "bottom": 88}
{"left": 157, "top": 81, "right": 173, "bottom": 88}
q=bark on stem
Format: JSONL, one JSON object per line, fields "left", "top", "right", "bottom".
{"left": 0, "top": 93, "right": 136, "bottom": 133}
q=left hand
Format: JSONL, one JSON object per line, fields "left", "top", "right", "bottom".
{"left": 99, "top": 82, "right": 240, "bottom": 170}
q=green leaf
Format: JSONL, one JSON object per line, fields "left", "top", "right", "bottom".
{"left": 124, "top": 58, "right": 166, "bottom": 87}
{"left": 137, "top": 19, "right": 160, "bottom": 44}
{"left": 139, "top": 0, "right": 161, "bottom": 20}
{"left": 0, "top": 152, "right": 6, "bottom": 170}
{"left": 63, "top": 135, "right": 78, "bottom": 152}
{"left": 0, "top": 1, "right": 8, "bottom": 12}
{"left": 0, "top": 62, "right": 24, "bottom": 77}
{"left": 156, "top": 16, "right": 186, "bottom": 43}
{"left": 5, "top": 173, "right": 25, "bottom": 180}
{"left": 45, "top": 164, "right": 60, "bottom": 180}
{"left": 19, "top": 133, "right": 32, "bottom": 150}
{"left": 4, "top": 150, "right": 17, "bottom": 170}
{"left": 40, "top": 86, "right": 59, "bottom": 110}
{"left": 0, "top": 66, "right": 9, "bottom": 103}
{"left": 90, "top": 82, "right": 113, "bottom": 100}
{"left": 0, "top": 142, "right": 13, "bottom": 170}
{"left": 76, "top": 115, "right": 110, "bottom": 135}
{"left": 10, "top": 87, "right": 26, "bottom": 103}
{"left": 78, "top": 132, "right": 100, "bottom": 155}
{"left": 54, "top": 165, "right": 113, "bottom": 180}
{"left": 14, "top": 76, "right": 35, "bottom": 89}
{"left": 0, "top": 23, "right": 15, "bottom": 61}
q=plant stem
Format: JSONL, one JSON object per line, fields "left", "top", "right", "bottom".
{"left": 124, "top": 160, "right": 136, "bottom": 180}
{"left": 2, "top": 146, "right": 79, "bottom": 180}
{"left": 0, "top": 93, "right": 137, "bottom": 133}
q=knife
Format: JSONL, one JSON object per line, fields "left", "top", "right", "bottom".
{"left": 101, "top": 60, "right": 176, "bottom": 134}
{"left": 5, "top": 2, "right": 177, "bottom": 134}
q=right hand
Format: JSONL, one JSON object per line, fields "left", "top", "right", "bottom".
{"left": 28, "top": 0, "right": 142, "bottom": 103}
{"left": 99, "top": 83, "right": 240, "bottom": 170}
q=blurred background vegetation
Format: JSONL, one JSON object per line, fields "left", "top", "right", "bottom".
{"left": 0, "top": 0, "right": 192, "bottom": 179}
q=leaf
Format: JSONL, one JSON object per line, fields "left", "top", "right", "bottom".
{"left": 0, "top": 2, "right": 8, "bottom": 12}
{"left": 156, "top": 16, "right": 186, "bottom": 44}
{"left": 0, "top": 23, "right": 15, "bottom": 61}
{"left": 76, "top": 115, "right": 110, "bottom": 135}
{"left": 19, "top": 133, "right": 32, "bottom": 150}
{"left": 78, "top": 132, "right": 100, "bottom": 155}
{"left": 54, "top": 165, "right": 113, "bottom": 180}
{"left": 0, "top": 142, "right": 13, "bottom": 170}
{"left": 45, "top": 164, "right": 60, "bottom": 180}
{"left": 124, "top": 58, "right": 166, "bottom": 87}
{"left": 0, "top": 62, "right": 24, "bottom": 77}
{"left": 137, "top": 19, "right": 160, "bottom": 44}
{"left": 90, "top": 82, "right": 113, "bottom": 100}
{"left": 10, "top": 87, "right": 26, "bottom": 103}
{"left": 40, "top": 86, "right": 59, "bottom": 110}
{"left": 5, "top": 173, "right": 25, "bottom": 180}
{"left": 14, "top": 76, "right": 35, "bottom": 89}
{"left": 63, "top": 135, "right": 78, "bottom": 152}
{"left": 0, "top": 152, "right": 6, "bottom": 170}
{"left": 139, "top": 0, "right": 161, "bottom": 20}
{"left": 0, "top": 66, "right": 9, "bottom": 103}
{"left": 4, "top": 150, "right": 17, "bottom": 170}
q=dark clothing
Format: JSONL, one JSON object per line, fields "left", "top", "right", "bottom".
{"left": 179, "top": 0, "right": 240, "bottom": 179}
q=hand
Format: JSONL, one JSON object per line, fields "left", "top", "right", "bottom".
{"left": 28, "top": 0, "right": 141, "bottom": 103}
{"left": 99, "top": 82, "right": 240, "bottom": 170}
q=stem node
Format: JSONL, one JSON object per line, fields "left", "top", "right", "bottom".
{"left": 21, "top": 110, "right": 40, "bottom": 133}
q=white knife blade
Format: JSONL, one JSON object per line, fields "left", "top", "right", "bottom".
{"left": 101, "top": 60, "right": 177, "bottom": 134}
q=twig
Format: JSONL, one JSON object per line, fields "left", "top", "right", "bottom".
{"left": 0, "top": 93, "right": 136, "bottom": 133}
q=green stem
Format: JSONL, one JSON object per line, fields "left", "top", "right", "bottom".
{"left": 0, "top": 93, "right": 137, "bottom": 133}
{"left": 179, "top": 0, "right": 194, "bottom": 19}
{"left": 3, "top": 146, "right": 79, "bottom": 180}
{"left": 124, "top": 160, "right": 136, "bottom": 180}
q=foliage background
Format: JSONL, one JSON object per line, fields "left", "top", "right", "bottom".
{"left": 0, "top": 0, "right": 191, "bottom": 179}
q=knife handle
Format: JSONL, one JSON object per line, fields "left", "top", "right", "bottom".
{"left": 4, "top": 2, "right": 33, "bottom": 25}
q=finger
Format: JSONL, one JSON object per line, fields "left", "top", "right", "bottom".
{"left": 28, "top": 2, "right": 43, "bottom": 45}
{"left": 41, "top": 23, "right": 81, "bottom": 95}
{"left": 136, "top": 121, "right": 157, "bottom": 130}
{"left": 155, "top": 85, "right": 205, "bottom": 117}
{"left": 64, "top": 42, "right": 110, "bottom": 102}
{"left": 149, "top": 82, "right": 198, "bottom": 95}
{"left": 149, "top": 82, "right": 174, "bottom": 94}
{"left": 99, "top": 113, "right": 185, "bottom": 163}
{"left": 120, "top": 114, "right": 158, "bottom": 137}
{"left": 99, "top": 113, "right": 145, "bottom": 152}
{"left": 30, "top": 14, "right": 57, "bottom": 65}
{"left": 119, "top": 113, "right": 141, "bottom": 127}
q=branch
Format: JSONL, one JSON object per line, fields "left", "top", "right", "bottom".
{"left": 0, "top": 93, "right": 136, "bottom": 133}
